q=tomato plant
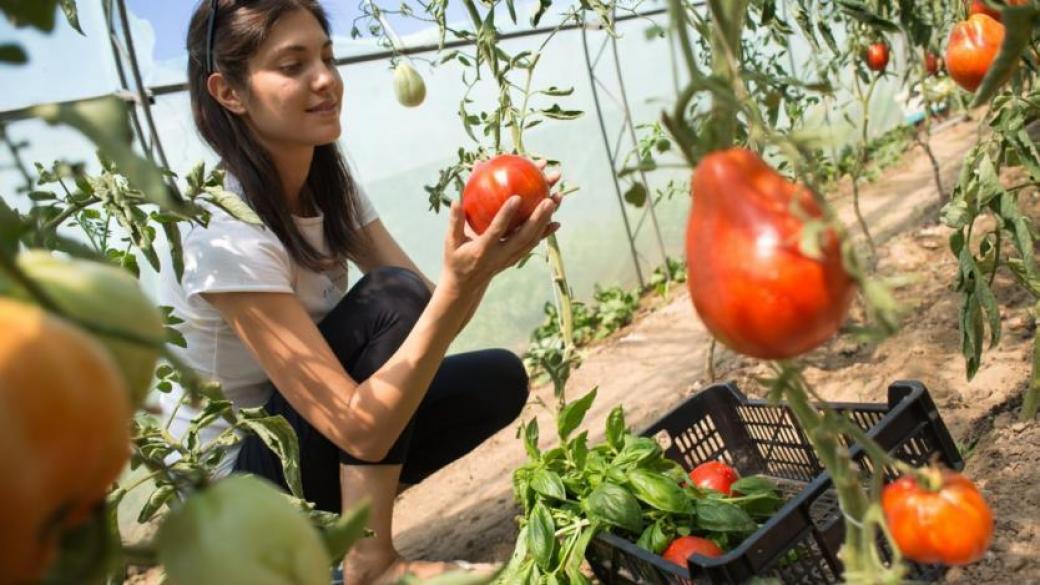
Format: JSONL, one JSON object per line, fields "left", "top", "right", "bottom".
{"left": 462, "top": 154, "right": 548, "bottom": 235}
{"left": 661, "top": 535, "right": 723, "bottom": 567}
{"left": 882, "top": 469, "right": 993, "bottom": 565}
{"left": 685, "top": 148, "right": 856, "bottom": 360}
{"left": 688, "top": 461, "right": 740, "bottom": 496}
{"left": 865, "top": 42, "right": 890, "bottom": 72}
{"left": 946, "top": 14, "right": 1005, "bottom": 92}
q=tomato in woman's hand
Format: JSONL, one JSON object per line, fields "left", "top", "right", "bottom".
{"left": 685, "top": 149, "right": 855, "bottom": 360}
{"left": 462, "top": 154, "right": 549, "bottom": 235}
{"left": 688, "top": 461, "right": 740, "bottom": 496}
{"left": 662, "top": 536, "right": 723, "bottom": 567}
{"left": 865, "top": 42, "right": 890, "bottom": 72}
{"left": 946, "top": 13, "right": 1006, "bottom": 93}
{"left": 881, "top": 469, "right": 993, "bottom": 565}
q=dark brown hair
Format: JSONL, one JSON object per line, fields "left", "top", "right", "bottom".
{"left": 187, "top": 0, "right": 368, "bottom": 271}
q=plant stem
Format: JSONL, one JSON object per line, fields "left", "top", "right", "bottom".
{"left": 1022, "top": 301, "right": 1040, "bottom": 420}
{"left": 851, "top": 71, "right": 879, "bottom": 264}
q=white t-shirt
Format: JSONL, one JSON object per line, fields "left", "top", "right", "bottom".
{"left": 159, "top": 176, "right": 379, "bottom": 477}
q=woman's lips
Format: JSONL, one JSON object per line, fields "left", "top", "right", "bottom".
{"left": 307, "top": 101, "right": 338, "bottom": 114}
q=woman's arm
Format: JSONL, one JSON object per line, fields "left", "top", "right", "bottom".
{"left": 204, "top": 283, "right": 475, "bottom": 462}
{"left": 204, "top": 197, "right": 556, "bottom": 461}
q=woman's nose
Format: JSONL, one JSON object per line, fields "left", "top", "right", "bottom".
{"left": 313, "top": 62, "right": 338, "bottom": 92}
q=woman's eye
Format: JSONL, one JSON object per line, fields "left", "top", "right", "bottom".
{"left": 323, "top": 55, "right": 336, "bottom": 66}
{"left": 280, "top": 62, "right": 302, "bottom": 74}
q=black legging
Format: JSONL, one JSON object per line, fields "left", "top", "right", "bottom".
{"left": 233, "top": 266, "right": 530, "bottom": 512}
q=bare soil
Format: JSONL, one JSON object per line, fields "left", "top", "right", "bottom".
{"left": 391, "top": 116, "right": 1040, "bottom": 584}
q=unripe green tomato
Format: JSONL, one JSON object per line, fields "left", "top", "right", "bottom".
{"left": 10, "top": 250, "right": 164, "bottom": 407}
{"left": 393, "top": 61, "right": 426, "bottom": 107}
{"left": 157, "top": 475, "right": 332, "bottom": 585}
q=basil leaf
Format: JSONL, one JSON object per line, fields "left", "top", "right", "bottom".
{"left": 628, "top": 469, "right": 693, "bottom": 514}
{"left": 584, "top": 482, "right": 643, "bottom": 534}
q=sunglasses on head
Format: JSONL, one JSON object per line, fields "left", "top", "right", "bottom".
{"left": 205, "top": 0, "right": 219, "bottom": 74}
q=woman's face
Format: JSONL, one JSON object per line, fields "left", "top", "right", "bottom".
{"left": 239, "top": 9, "right": 343, "bottom": 150}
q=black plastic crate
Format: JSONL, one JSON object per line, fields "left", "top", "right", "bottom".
{"left": 585, "top": 380, "right": 962, "bottom": 584}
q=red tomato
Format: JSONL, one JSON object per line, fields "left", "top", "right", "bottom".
{"left": 925, "top": 52, "right": 942, "bottom": 76}
{"left": 662, "top": 536, "right": 723, "bottom": 568}
{"left": 865, "top": 42, "right": 890, "bottom": 72}
{"left": 882, "top": 470, "right": 994, "bottom": 565}
{"left": 968, "top": 0, "right": 1028, "bottom": 22}
{"left": 688, "top": 461, "right": 740, "bottom": 496}
{"left": 461, "top": 154, "right": 548, "bottom": 235}
{"left": 946, "top": 13, "right": 1006, "bottom": 92}
{"left": 685, "top": 149, "right": 856, "bottom": 360}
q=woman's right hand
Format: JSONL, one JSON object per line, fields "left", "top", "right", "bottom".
{"left": 440, "top": 195, "right": 558, "bottom": 297}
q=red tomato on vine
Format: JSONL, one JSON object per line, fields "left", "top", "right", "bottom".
{"left": 865, "top": 42, "right": 890, "bottom": 72}
{"left": 946, "top": 14, "right": 1006, "bottom": 92}
{"left": 685, "top": 149, "right": 856, "bottom": 360}
{"left": 882, "top": 469, "right": 993, "bottom": 565}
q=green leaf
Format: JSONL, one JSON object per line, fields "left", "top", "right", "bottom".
{"left": 0, "top": 0, "right": 59, "bottom": 31}
{"left": 584, "top": 482, "right": 643, "bottom": 534}
{"left": 836, "top": 1, "right": 899, "bottom": 32}
{"left": 557, "top": 387, "right": 597, "bottom": 441}
{"left": 541, "top": 86, "right": 575, "bottom": 97}
{"left": 0, "top": 43, "right": 27, "bottom": 63}
{"left": 138, "top": 484, "right": 177, "bottom": 523}
{"left": 204, "top": 186, "right": 262, "bottom": 224}
{"left": 730, "top": 475, "right": 777, "bottom": 495}
{"left": 31, "top": 97, "right": 185, "bottom": 213}
{"left": 624, "top": 182, "right": 647, "bottom": 207}
{"left": 612, "top": 436, "right": 661, "bottom": 468}
{"left": 627, "top": 469, "right": 692, "bottom": 514}
{"left": 605, "top": 406, "right": 626, "bottom": 451}
{"left": 320, "top": 502, "right": 370, "bottom": 561}
{"left": 58, "top": 0, "right": 82, "bottom": 34}
{"left": 635, "top": 519, "right": 672, "bottom": 555}
{"left": 695, "top": 498, "right": 757, "bottom": 532}
{"left": 540, "top": 104, "right": 584, "bottom": 120}
{"left": 972, "top": 4, "right": 1039, "bottom": 106}
{"left": 527, "top": 502, "right": 556, "bottom": 572}
{"left": 530, "top": 468, "right": 567, "bottom": 501}
{"left": 523, "top": 418, "right": 540, "bottom": 460}
{"left": 238, "top": 413, "right": 304, "bottom": 498}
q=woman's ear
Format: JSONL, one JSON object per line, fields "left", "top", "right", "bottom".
{"left": 206, "top": 73, "right": 247, "bottom": 115}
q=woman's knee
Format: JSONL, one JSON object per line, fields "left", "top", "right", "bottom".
{"left": 486, "top": 348, "right": 530, "bottom": 422}
{"left": 354, "top": 266, "right": 431, "bottom": 317}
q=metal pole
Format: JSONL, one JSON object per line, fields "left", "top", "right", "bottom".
{"left": 115, "top": 0, "right": 174, "bottom": 177}
{"left": 609, "top": 13, "right": 669, "bottom": 268}
{"left": 103, "top": 0, "right": 150, "bottom": 160}
{"left": 581, "top": 16, "right": 646, "bottom": 288}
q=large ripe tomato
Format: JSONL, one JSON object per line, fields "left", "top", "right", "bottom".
{"left": 968, "top": 0, "right": 1028, "bottom": 22}
{"left": 688, "top": 461, "right": 740, "bottom": 496}
{"left": 925, "top": 52, "right": 942, "bottom": 76}
{"left": 685, "top": 149, "right": 856, "bottom": 360}
{"left": 866, "top": 42, "right": 890, "bottom": 72}
{"left": 662, "top": 535, "right": 723, "bottom": 567}
{"left": 946, "top": 13, "right": 1006, "bottom": 92}
{"left": 0, "top": 298, "right": 132, "bottom": 582}
{"left": 881, "top": 470, "right": 993, "bottom": 565}
{"left": 462, "top": 154, "right": 548, "bottom": 235}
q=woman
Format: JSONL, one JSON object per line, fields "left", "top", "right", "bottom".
{"left": 163, "top": 1, "right": 562, "bottom": 582}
